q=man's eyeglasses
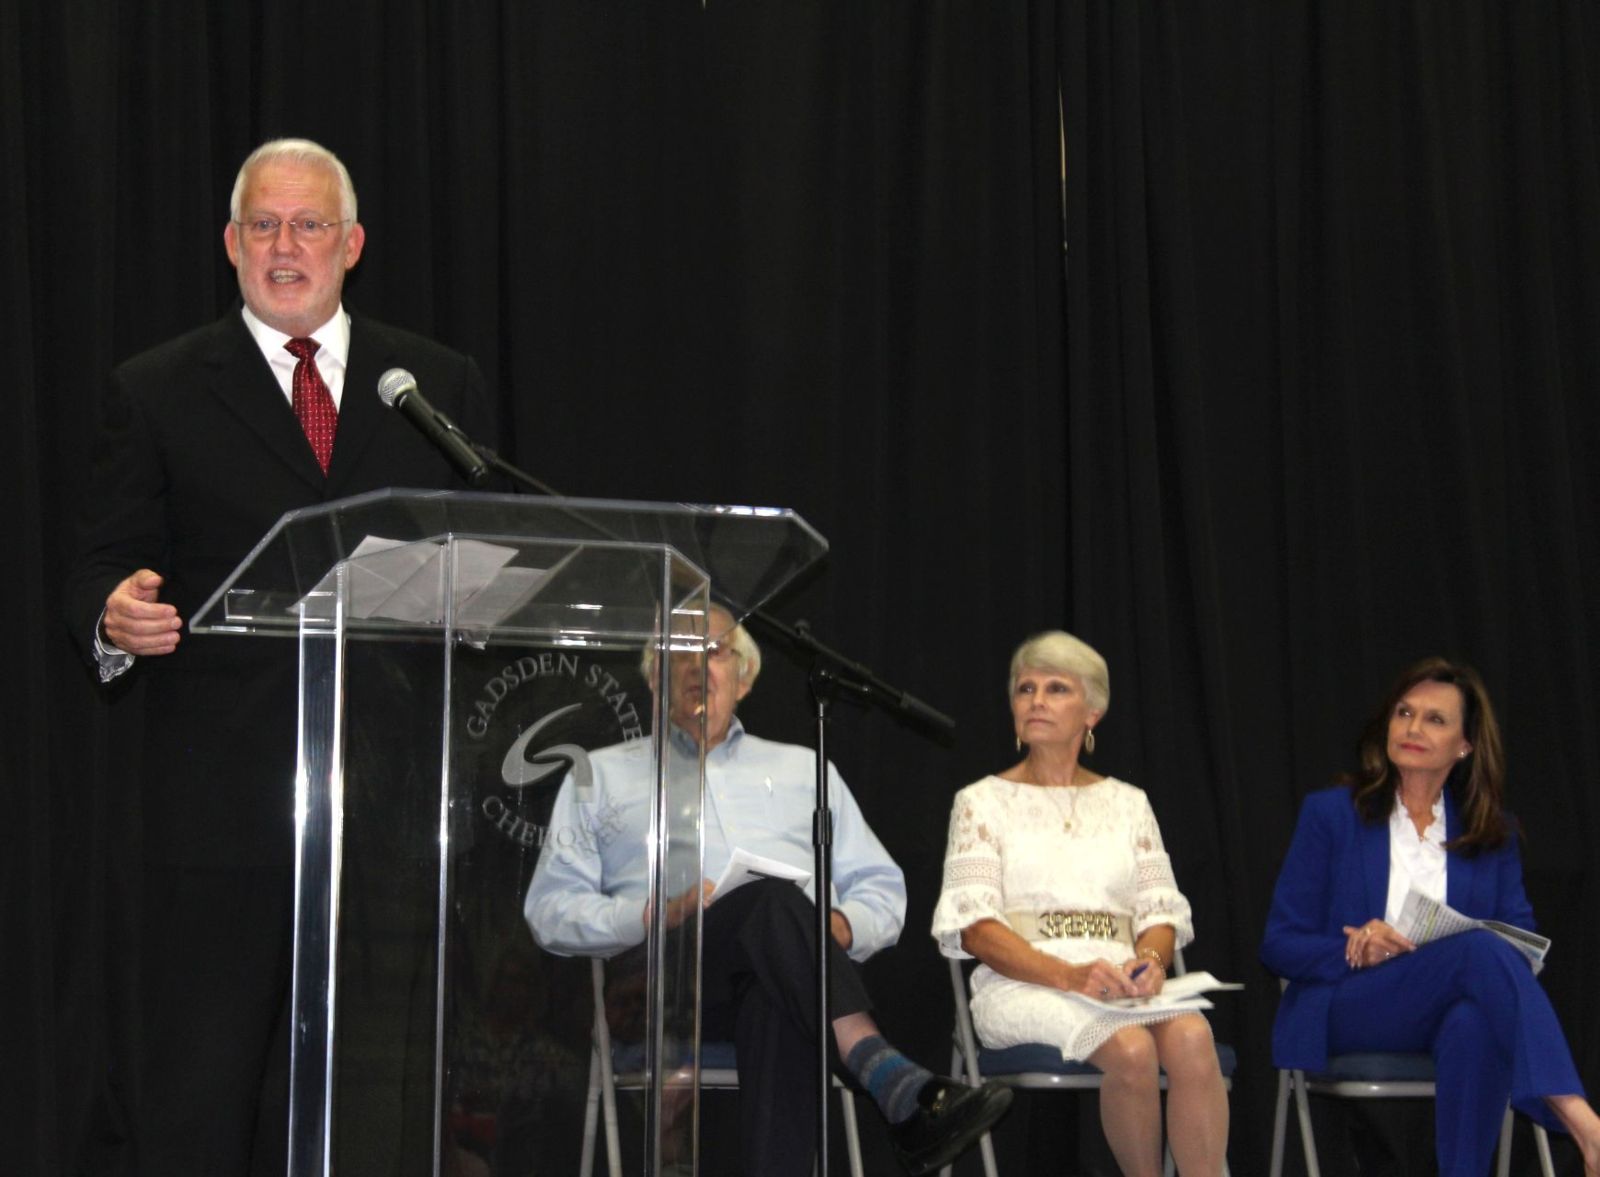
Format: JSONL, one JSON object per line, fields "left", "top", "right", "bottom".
{"left": 234, "top": 217, "right": 350, "bottom": 241}
{"left": 668, "top": 639, "right": 739, "bottom": 663}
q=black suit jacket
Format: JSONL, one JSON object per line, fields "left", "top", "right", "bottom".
{"left": 65, "top": 308, "right": 498, "bottom": 867}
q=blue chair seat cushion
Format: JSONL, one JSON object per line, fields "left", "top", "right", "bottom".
{"left": 611, "top": 1039, "right": 742, "bottom": 1072}
{"left": 979, "top": 1044, "right": 1102, "bottom": 1076}
{"left": 1306, "top": 1052, "right": 1433, "bottom": 1083}
{"left": 978, "top": 1041, "right": 1236, "bottom": 1078}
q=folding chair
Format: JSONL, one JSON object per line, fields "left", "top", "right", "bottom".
{"left": 580, "top": 958, "right": 864, "bottom": 1177}
{"left": 1267, "top": 979, "right": 1554, "bottom": 1177}
{"left": 942, "top": 952, "right": 1235, "bottom": 1177}
{"left": 1268, "top": 1055, "right": 1554, "bottom": 1177}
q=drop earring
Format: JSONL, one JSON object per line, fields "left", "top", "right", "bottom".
{"left": 1084, "top": 728, "right": 1096, "bottom": 755}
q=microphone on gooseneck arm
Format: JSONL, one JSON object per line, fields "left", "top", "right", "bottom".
{"left": 376, "top": 367, "right": 491, "bottom": 486}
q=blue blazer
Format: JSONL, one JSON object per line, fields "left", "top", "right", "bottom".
{"left": 1260, "top": 785, "right": 1534, "bottom": 1070}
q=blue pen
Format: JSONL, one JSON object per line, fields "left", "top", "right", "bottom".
{"left": 1130, "top": 962, "right": 1150, "bottom": 981}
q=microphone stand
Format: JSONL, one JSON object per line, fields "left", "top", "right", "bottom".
{"left": 470, "top": 441, "right": 956, "bottom": 1175}
{"left": 471, "top": 445, "right": 563, "bottom": 498}
{"left": 739, "top": 612, "right": 953, "bottom": 1175}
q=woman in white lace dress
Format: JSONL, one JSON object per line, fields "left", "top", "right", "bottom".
{"left": 932, "top": 631, "right": 1228, "bottom": 1175}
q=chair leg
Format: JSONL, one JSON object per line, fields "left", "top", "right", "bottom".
{"left": 580, "top": 1043, "right": 601, "bottom": 1177}
{"left": 599, "top": 1050, "right": 622, "bottom": 1177}
{"left": 1494, "top": 1107, "right": 1556, "bottom": 1177}
{"left": 940, "top": 1116, "right": 999, "bottom": 1177}
{"left": 979, "top": 1126, "right": 999, "bottom": 1177}
{"left": 839, "top": 1086, "right": 865, "bottom": 1177}
{"left": 1534, "top": 1123, "right": 1555, "bottom": 1177}
{"left": 1269, "top": 1070, "right": 1289, "bottom": 1177}
{"left": 1496, "top": 1105, "right": 1514, "bottom": 1177}
{"left": 1291, "top": 1070, "right": 1322, "bottom": 1177}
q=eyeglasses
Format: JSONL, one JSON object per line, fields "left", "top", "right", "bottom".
{"left": 234, "top": 217, "right": 350, "bottom": 241}
{"left": 676, "top": 641, "right": 737, "bottom": 661}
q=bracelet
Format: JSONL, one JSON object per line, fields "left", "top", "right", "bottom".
{"left": 1136, "top": 947, "right": 1166, "bottom": 970}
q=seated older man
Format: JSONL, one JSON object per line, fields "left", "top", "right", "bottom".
{"left": 525, "top": 604, "right": 1009, "bottom": 1176}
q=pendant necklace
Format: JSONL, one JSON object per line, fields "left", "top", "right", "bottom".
{"left": 1045, "top": 784, "right": 1082, "bottom": 832}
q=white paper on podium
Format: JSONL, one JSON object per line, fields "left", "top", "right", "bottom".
{"left": 708, "top": 848, "right": 812, "bottom": 904}
{"left": 294, "top": 535, "right": 567, "bottom": 629}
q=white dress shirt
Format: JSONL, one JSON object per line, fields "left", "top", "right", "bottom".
{"left": 240, "top": 303, "right": 352, "bottom": 408}
{"left": 524, "top": 716, "right": 907, "bottom": 963}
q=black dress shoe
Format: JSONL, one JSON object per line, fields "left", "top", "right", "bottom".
{"left": 889, "top": 1076, "right": 1013, "bottom": 1175}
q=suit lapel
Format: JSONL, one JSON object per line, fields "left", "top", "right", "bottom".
{"left": 1359, "top": 805, "right": 1391, "bottom": 917}
{"left": 1443, "top": 789, "right": 1479, "bottom": 910}
{"left": 203, "top": 312, "right": 329, "bottom": 492}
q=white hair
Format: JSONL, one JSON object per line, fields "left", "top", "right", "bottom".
{"left": 1008, "top": 630, "right": 1109, "bottom": 714}
{"left": 639, "top": 606, "right": 762, "bottom": 689}
{"left": 229, "top": 138, "right": 358, "bottom": 224}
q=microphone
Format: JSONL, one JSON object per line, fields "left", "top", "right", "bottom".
{"left": 377, "top": 368, "right": 490, "bottom": 486}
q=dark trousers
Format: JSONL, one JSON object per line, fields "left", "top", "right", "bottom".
{"left": 698, "top": 878, "right": 875, "bottom": 1177}
{"left": 1328, "top": 929, "right": 1582, "bottom": 1177}
{"left": 133, "top": 865, "right": 292, "bottom": 1177}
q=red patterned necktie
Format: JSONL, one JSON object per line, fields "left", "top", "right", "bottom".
{"left": 285, "top": 337, "right": 337, "bottom": 473}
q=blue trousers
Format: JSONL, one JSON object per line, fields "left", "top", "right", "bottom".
{"left": 1327, "top": 930, "right": 1582, "bottom": 1176}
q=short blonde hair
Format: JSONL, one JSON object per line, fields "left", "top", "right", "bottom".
{"left": 1008, "top": 630, "right": 1109, "bottom": 714}
{"left": 640, "top": 606, "right": 762, "bottom": 688}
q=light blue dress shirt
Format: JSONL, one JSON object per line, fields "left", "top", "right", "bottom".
{"left": 524, "top": 717, "right": 906, "bottom": 963}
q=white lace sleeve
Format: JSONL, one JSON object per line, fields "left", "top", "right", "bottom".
{"left": 1130, "top": 792, "right": 1194, "bottom": 950}
{"left": 931, "top": 781, "right": 1007, "bottom": 957}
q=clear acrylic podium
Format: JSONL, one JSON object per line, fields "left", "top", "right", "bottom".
{"left": 190, "top": 489, "right": 827, "bottom": 1177}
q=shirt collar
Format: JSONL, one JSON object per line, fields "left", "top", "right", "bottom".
{"left": 669, "top": 714, "right": 747, "bottom": 759}
{"left": 240, "top": 303, "right": 351, "bottom": 373}
{"left": 1390, "top": 790, "right": 1446, "bottom": 843}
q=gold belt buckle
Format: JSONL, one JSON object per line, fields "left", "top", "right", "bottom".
{"left": 1037, "top": 911, "right": 1070, "bottom": 938}
{"left": 1037, "top": 910, "right": 1113, "bottom": 939}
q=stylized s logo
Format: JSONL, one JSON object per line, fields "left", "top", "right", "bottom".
{"left": 501, "top": 703, "right": 593, "bottom": 794}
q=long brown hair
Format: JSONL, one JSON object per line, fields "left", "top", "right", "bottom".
{"left": 1345, "top": 657, "right": 1510, "bottom": 854}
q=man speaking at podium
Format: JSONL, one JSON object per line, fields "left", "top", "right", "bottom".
{"left": 64, "top": 138, "right": 496, "bottom": 1176}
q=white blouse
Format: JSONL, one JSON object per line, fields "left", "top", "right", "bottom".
{"left": 930, "top": 774, "right": 1197, "bottom": 1060}
{"left": 1384, "top": 791, "right": 1447, "bottom": 925}
{"left": 932, "top": 774, "right": 1193, "bottom": 957}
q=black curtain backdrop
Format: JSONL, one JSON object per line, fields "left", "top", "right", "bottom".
{"left": 7, "top": 2, "right": 1599, "bottom": 1174}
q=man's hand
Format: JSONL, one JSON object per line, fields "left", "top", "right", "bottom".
{"left": 644, "top": 880, "right": 715, "bottom": 932}
{"left": 829, "top": 909, "right": 853, "bottom": 951}
{"left": 103, "top": 569, "right": 182, "bottom": 656}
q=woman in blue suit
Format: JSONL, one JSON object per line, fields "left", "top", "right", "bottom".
{"left": 1261, "top": 658, "right": 1600, "bottom": 1176}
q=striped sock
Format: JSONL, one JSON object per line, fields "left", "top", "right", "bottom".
{"left": 844, "top": 1034, "right": 933, "bottom": 1125}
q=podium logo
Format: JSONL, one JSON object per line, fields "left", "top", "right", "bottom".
{"left": 499, "top": 703, "right": 591, "bottom": 793}
{"left": 465, "top": 650, "right": 646, "bottom": 849}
